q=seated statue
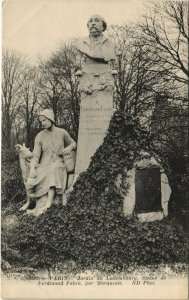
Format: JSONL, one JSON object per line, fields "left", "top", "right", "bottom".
{"left": 16, "top": 109, "right": 76, "bottom": 215}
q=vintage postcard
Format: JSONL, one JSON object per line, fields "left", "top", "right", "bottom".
{"left": 1, "top": 0, "right": 188, "bottom": 299}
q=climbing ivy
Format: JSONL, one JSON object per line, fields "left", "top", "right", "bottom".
{"left": 8, "top": 112, "right": 188, "bottom": 271}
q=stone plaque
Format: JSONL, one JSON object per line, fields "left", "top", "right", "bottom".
{"left": 134, "top": 167, "right": 162, "bottom": 213}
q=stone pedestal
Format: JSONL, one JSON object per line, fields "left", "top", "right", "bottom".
{"left": 75, "top": 92, "right": 114, "bottom": 174}
{"left": 75, "top": 61, "right": 115, "bottom": 175}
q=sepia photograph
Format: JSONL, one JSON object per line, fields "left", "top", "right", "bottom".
{"left": 1, "top": 0, "right": 188, "bottom": 299}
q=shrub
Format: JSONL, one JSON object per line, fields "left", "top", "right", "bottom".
{"left": 1, "top": 151, "right": 26, "bottom": 214}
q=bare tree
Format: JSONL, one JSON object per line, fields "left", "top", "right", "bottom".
{"left": 108, "top": 25, "right": 174, "bottom": 127}
{"left": 2, "top": 50, "right": 27, "bottom": 149}
{"left": 18, "top": 66, "right": 42, "bottom": 148}
{"left": 137, "top": 2, "right": 188, "bottom": 215}
{"left": 141, "top": 1, "right": 188, "bottom": 91}
{"left": 38, "top": 59, "right": 63, "bottom": 122}
{"left": 38, "top": 41, "right": 81, "bottom": 138}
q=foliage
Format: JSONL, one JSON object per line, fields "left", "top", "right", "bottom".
{"left": 8, "top": 112, "right": 188, "bottom": 270}
{"left": 1, "top": 235, "right": 22, "bottom": 269}
{"left": 151, "top": 98, "right": 188, "bottom": 220}
{"left": 1, "top": 151, "right": 26, "bottom": 214}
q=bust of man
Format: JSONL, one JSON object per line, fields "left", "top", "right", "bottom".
{"left": 76, "top": 15, "right": 116, "bottom": 62}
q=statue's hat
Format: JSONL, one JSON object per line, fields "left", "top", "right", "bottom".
{"left": 39, "top": 109, "right": 55, "bottom": 123}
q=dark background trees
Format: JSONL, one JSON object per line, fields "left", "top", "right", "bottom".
{"left": 140, "top": 1, "right": 188, "bottom": 218}
{"left": 2, "top": 42, "right": 81, "bottom": 153}
{"left": 2, "top": 50, "right": 27, "bottom": 149}
{"left": 38, "top": 41, "right": 80, "bottom": 140}
{"left": 18, "top": 66, "right": 42, "bottom": 148}
{"left": 109, "top": 24, "right": 174, "bottom": 128}
{"left": 140, "top": 1, "right": 188, "bottom": 103}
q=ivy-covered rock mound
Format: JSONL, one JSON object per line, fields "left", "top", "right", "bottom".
{"left": 9, "top": 112, "right": 188, "bottom": 270}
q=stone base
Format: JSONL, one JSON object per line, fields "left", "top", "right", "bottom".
{"left": 137, "top": 211, "right": 165, "bottom": 223}
{"left": 26, "top": 195, "right": 49, "bottom": 217}
{"left": 26, "top": 193, "right": 67, "bottom": 217}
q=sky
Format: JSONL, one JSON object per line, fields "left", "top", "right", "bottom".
{"left": 3, "top": 0, "right": 146, "bottom": 64}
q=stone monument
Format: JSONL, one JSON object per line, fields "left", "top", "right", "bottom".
{"left": 118, "top": 151, "right": 171, "bottom": 222}
{"left": 74, "top": 15, "right": 117, "bottom": 176}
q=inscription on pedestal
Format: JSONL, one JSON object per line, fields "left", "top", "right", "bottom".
{"left": 75, "top": 94, "right": 113, "bottom": 174}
